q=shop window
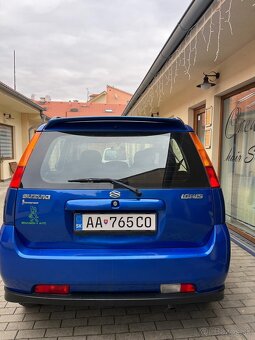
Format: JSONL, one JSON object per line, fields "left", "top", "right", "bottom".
{"left": 0, "top": 124, "right": 14, "bottom": 159}
{"left": 194, "top": 106, "right": 206, "bottom": 145}
{"left": 220, "top": 86, "right": 255, "bottom": 238}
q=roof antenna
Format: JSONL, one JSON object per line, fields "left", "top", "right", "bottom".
{"left": 14, "top": 50, "right": 16, "bottom": 91}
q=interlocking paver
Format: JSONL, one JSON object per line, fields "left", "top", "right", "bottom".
{"left": 16, "top": 329, "right": 46, "bottom": 338}
{"left": 87, "top": 335, "right": 116, "bottom": 340}
{"left": 237, "top": 306, "right": 255, "bottom": 314}
{"left": 0, "top": 322, "right": 7, "bottom": 330}
{"left": 6, "top": 320, "right": 34, "bottom": 330}
{"left": 171, "top": 327, "right": 200, "bottom": 338}
{"left": 245, "top": 333, "right": 255, "bottom": 340}
{"left": 116, "top": 332, "right": 144, "bottom": 340}
{"left": 224, "top": 323, "right": 254, "bottom": 334}
{"left": 155, "top": 320, "right": 182, "bottom": 330}
{"left": 231, "top": 314, "right": 255, "bottom": 324}
{"left": 129, "top": 321, "right": 156, "bottom": 332}
{"left": 115, "top": 315, "right": 140, "bottom": 324}
{"left": 61, "top": 317, "right": 87, "bottom": 327}
{"left": 34, "top": 320, "right": 61, "bottom": 329}
{"left": 102, "top": 324, "right": 128, "bottom": 334}
{"left": 206, "top": 316, "right": 234, "bottom": 326}
{"left": 0, "top": 330, "right": 18, "bottom": 339}
{"left": 198, "top": 326, "right": 227, "bottom": 336}
{"left": 45, "top": 327, "right": 73, "bottom": 337}
{"left": 181, "top": 318, "right": 209, "bottom": 328}
{"left": 139, "top": 313, "right": 166, "bottom": 322}
{"left": 24, "top": 313, "right": 50, "bottom": 322}
{"left": 143, "top": 329, "right": 172, "bottom": 339}
{"left": 74, "top": 325, "right": 101, "bottom": 336}
{"left": 217, "top": 336, "right": 246, "bottom": 340}
{"left": 102, "top": 307, "right": 126, "bottom": 316}
{"left": 76, "top": 309, "right": 101, "bottom": 318}
{"left": 50, "top": 311, "right": 75, "bottom": 320}
{"left": 88, "top": 316, "right": 114, "bottom": 325}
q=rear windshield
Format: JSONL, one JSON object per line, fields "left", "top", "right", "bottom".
{"left": 21, "top": 131, "right": 209, "bottom": 189}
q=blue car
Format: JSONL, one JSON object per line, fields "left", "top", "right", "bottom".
{"left": 0, "top": 116, "right": 230, "bottom": 306}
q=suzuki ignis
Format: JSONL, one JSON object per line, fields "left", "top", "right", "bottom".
{"left": 0, "top": 116, "right": 230, "bottom": 305}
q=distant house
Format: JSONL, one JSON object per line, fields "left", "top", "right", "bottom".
{"left": 36, "top": 85, "right": 132, "bottom": 119}
{"left": 88, "top": 85, "right": 132, "bottom": 105}
{"left": 0, "top": 81, "right": 43, "bottom": 181}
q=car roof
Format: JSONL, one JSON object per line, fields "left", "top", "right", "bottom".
{"left": 37, "top": 116, "right": 193, "bottom": 132}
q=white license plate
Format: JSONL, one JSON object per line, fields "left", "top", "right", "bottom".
{"left": 74, "top": 213, "right": 156, "bottom": 232}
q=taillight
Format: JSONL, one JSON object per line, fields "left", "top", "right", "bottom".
{"left": 9, "top": 166, "right": 25, "bottom": 189}
{"left": 34, "top": 284, "right": 70, "bottom": 294}
{"left": 180, "top": 283, "right": 196, "bottom": 293}
{"left": 9, "top": 132, "right": 41, "bottom": 189}
{"left": 160, "top": 283, "right": 196, "bottom": 293}
{"left": 206, "top": 166, "right": 220, "bottom": 188}
{"left": 189, "top": 132, "right": 220, "bottom": 188}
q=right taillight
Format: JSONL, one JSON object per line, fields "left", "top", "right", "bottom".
{"left": 189, "top": 132, "right": 220, "bottom": 188}
{"left": 9, "top": 132, "right": 41, "bottom": 189}
{"left": 205, "top": 166, "right": 220, "bottom": 188}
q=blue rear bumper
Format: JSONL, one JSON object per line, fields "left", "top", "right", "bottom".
{"left": 0, "top": 224, "right": 230, "bottom": 302}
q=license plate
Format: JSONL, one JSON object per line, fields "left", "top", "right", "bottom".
{"left": 74, "top": 213, "right": 156, "bottom": 232}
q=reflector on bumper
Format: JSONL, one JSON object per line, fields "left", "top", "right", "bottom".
{"left": 160, "top": 283, "right": 196, "bottom": 293}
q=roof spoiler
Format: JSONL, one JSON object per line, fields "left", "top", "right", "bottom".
{"left": 39, "top": 116, "right": 192, "bottom": 132}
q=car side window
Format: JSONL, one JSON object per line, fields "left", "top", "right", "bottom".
{"left": 170, "top": 138, "right": 188, "bottom": 172}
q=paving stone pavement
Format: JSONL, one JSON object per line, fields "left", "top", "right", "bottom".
{"left": 0, "top": 182, "right": 254, "bottom": 339}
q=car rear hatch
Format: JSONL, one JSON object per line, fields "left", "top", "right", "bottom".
{"left": 12, "top": 117, "right": 219, "bottom": 250}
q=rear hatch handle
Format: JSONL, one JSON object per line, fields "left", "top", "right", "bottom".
{"left": 68, "top": 178, "right": 142, "bottom": 197}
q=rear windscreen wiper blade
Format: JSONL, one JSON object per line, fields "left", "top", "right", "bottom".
{"left": 68, "top": 177, "right": 142, "bottom": 197}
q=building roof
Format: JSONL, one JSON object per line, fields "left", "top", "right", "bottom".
{"left": 36, "top": 100, "right": 127, "bottom": 118}
{"left": 0, "top": 81, "right": 43, "bottom": 113}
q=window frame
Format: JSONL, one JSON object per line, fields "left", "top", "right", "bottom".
{"left": 0, "top": 123, "right": 14, "bottom": 160}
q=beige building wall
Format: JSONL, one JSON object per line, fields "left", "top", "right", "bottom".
{"left": 158, "top": 39, "right": 255, "bottom": 172}
{"left": 0, "top": 110, "right": 41, "bottom": 180}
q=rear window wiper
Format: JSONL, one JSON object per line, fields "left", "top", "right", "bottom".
{"left": 68, "top": 177, "right": 142, "bottom": 197}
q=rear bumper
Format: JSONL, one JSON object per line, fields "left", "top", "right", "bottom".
{"left": 5, "top": 287, "right": 224, "bottom": 306}
{"left": 0, "top": 224, "right": 230, "bottom": 297}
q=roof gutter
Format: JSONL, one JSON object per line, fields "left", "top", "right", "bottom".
{"left": 0, "top": 81, "right": 44, "bottom": 113}
{"left": 122, "top": 0, "right": 214, "bottom": 116}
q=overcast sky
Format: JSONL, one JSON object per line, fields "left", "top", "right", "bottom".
{"left": 0, "top": 0, "right": 190, "bottom": 101}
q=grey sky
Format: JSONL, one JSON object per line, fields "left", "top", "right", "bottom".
{"left": 0, "top": 0, "right": 190, "bottom": 101}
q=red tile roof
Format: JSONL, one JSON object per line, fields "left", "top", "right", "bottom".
{"left": 35, "top": 100, "right": 126, "bottom": 118}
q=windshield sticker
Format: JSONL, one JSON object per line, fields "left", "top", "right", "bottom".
{"left": 21, "top": 206, "right": 46, "bottom": 225}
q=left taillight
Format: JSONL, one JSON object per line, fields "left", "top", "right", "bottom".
{"left": 10, "top": 132, "right": 41, "bottom": 189}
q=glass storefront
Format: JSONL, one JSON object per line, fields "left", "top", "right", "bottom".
{"left": 221, "top": 86, "right": 255, "bottom": 238}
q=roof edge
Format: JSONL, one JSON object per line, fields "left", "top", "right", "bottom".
{"left": 0, "top": 81, "right": 43, "bottom": 112}
{"left": 122, "top": 0, "right": 214, "bottom": 116}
